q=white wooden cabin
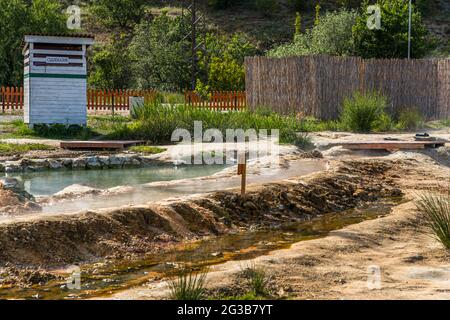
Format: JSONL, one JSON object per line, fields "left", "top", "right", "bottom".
{"left": 22, "top": 34, "right": 94, "bottom": 126}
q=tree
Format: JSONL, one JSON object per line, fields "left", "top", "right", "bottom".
{"left": 197, "top": 33, "right": 258, "bottom": 91}
{"left": 89, "top": 0, "right": 146, "bottom": 30}
{"left": 352, "top": 0, "right": 430, "bottom": 58}
{"left": 129, "top": 13, "right": 191, "bottom": 91}
{"left": 207, "top": 55, "right": 245, "bottom": 91}
{"left": 89, "top": 35, "right": 133, "bottom": 89}
{"left": 30, "top": 0, "right": 67, "bottom": 33}
{"left": 0, "top": 0, "right": 67, "bottom": 86}
{"left": 294, "top": 12, "right": 302, "bottom": 39}
{"left": 268, "top": 9, "right": 358, "bottom": 57}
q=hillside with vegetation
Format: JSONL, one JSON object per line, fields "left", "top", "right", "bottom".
{"left": 0, "top": 0, "right": 448, "bottom": 91}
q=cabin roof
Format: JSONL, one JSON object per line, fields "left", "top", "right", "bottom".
{"left": 24, "top": 33, "right": 95, "bottom": 39}
{"left": 23, "top": 33, "right": 95, "bottom": 52}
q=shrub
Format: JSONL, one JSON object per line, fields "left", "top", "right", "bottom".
{"left": 340, "top": 91, "right": 388, "bottom": 133}
{"left": 396, "top": 108, "right": 424, "bottom": 131}
{"left": 374, "top": 113, "right": 395, "bottom": 132}
{"left": 416, "top": 193, "right": 450, "bottom": 250}
{"left": 169, "top": 270, "right": 207, "bottom": 300}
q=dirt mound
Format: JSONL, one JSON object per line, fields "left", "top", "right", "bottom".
{"left": 0, "top": 159, "right": 403, "bottom": 268}
{"left": 0, "top": 179, "right": 41, "bottom": 214}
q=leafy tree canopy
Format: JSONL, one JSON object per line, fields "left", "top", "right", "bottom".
{"left": 352, "top": 0, "right": 430, "bottom": 58}
{"left": 89, "top": 0, "right": 146, "bottom": 30}
{"left": 0, "top": 0, "right": 67, "bottom": 86}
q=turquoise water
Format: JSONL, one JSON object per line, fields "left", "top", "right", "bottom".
{"left": 4, "top": 165, "right": 227, "bottom": 196}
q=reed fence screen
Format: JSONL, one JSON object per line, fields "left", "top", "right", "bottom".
{"left": 245, "top": 55, "right": 449, "bottom": 120}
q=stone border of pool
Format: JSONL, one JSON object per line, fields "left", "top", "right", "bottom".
{"left": 0, "top": 154, "right": 174, "bottom": 173}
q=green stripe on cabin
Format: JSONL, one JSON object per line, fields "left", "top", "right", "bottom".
{"left": 24, "top": 73, "right": 87, "bottom": 79}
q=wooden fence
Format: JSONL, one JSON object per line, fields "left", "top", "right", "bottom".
{"left": 87, "top": 89, "right": 157, "bottom": 114}
{"left": 185, "top": 91, "right": 247, "bottom": 111}
{"left": 0, "top": 87, "right": 157, "bottom": 114}
{"left": 1, "top": 86, "right": 23, "bottom": 113}
{"left": 245, "top": 55, "right": 450, "bottom": 120}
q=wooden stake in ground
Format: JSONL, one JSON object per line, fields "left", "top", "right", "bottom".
{"left": 237, "top": 153, "right": 247, "bottom": 197}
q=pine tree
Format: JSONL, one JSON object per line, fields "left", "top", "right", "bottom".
{"left": 294, "top": 12, "right": 302, "bottom": 39}
{"left": 314, "top": 3, "right": 321, "bottom": 26}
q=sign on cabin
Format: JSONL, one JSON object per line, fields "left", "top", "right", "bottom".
{"left": 22, "top": 34, "right": 94, "bottom": 127}
{"left": 45, "top": 56, "right": 70, "bottom": 64}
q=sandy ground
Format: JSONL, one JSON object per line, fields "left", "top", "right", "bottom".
{"left": 103, "top": 152, "right": 450, "bottom": 300}
{"left": 105, "top": 200, "right": 450, "bottom": 300}
{"left": 311, "top": 129, "right": 450, "bottom": 150}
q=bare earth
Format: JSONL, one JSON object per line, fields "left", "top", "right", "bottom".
{"left": 105, "top": 152, "right": 450, "bottom": 300}
{"left": 1, "top": 129, "right": 449, "bottom": 299}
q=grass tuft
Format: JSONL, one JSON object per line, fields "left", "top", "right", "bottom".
{"left": 241, "top": 264, "right": 271, "bottom": 297}
{"left": 396, "top": 108, "right": 424, "bottom": 131}
{"left": 128, "top": 145, "right": 166, "bottom": 154}
{"left": 416, "top": 193, "right": 450, "bottom": 250}
{"left": 340, "top": 91, "right": 388, "bottom": 133}
{"left": 0, "top": 142, "right": 55, "bottom": 154}
{"left": 168, "top": 270, "right": 208, "bottom": 300}
{"left": 110, "top": 101, "right": 315, "bottom": 146}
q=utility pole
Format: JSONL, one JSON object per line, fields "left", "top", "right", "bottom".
{"left": 408, "top": 0, "right": 412, "bottom": 59}
{"left": 183, "top": 0, "right": 205, "bottom": 91}
{"left": 191, "top": 0, "right": 197, "bottom": 90}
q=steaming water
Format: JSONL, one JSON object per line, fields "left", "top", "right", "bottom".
{"left": 0, "top": 160, "right": 326, "bottom": 220}
{"left": 4, "top": 165, "right": 227, "bottom": 197}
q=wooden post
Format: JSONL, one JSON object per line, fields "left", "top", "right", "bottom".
{"left": 1, "top": 87, "right": 5, "bottom": 113}
{"left": 237, "top": 152, "right": 247, "bottom": 197}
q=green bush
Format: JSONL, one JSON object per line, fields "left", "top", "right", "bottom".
{"left": 396, "top": 108, "right": 424, "bottom": 131}
{"left": 416, "top": 193, "right": 450, "bottom": 250}
{"left": 340, "top": 91, "right": 388, "bottom": 133}
{"left": 374, "top": 113, "right": 395, "bottom": 132}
